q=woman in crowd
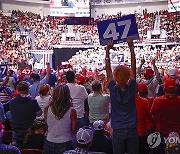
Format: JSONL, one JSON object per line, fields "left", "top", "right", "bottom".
{"left": 43, "top": 84, "right": 77, "bottom": 154}
{"left": 35, "top": 84, "right": 51, "bottom": 119}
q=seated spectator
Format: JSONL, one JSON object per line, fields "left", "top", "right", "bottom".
{"left": 64, "top": 126, "right": 106, "bottom": 154}
{"left": 88, "top": 80, "right": 110, "bottom": 125}
{"left": 43, "top": 84, "right": 77, "bottom": 154}
{"left": 157, "top": 68, "right": 180, "bottom": 96}
{"left": 35, "top": 84, "right": 51, "bottom": 119}
{"left": 9, "top": 81, "right": 42, "bottom": 149}
{"left": 90, "top": 120, "right": 113, "bottom": 154}
{"left": 0, "top": 122, "right": 21, "bottom": 154}
{"left": 0, "top": 102, "right": 6, "bottom": 123}
{"left": 23, "top": 119, "right": 46, "bottom": 150}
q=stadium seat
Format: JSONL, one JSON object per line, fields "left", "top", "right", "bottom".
{"left": 21, "top": 149, "right": 43, "bottom": 154}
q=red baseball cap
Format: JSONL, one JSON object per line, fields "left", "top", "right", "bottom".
{"left": 138, "top": 82, "right": 148, "bottom": 92}
{"left": 164, "top": 78, "right": 177, "bottom": 90}
{"left": 77, "top": 75, "right": 86, "bottom": 85}
{"left": 144, "top": 67, "right": 154, "bottom": 78}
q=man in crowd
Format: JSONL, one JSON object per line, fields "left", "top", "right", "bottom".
{"left": 29, "top": 63, "right": 51, "bottom": 98}
{"left": 3, "top": 70, "right": 16, "bottom": 92}
{"left": 157, "top": 68, "right": 180, "bottom": 96}
{"left": 66, "top": 71, "right": 88, "bottom": 129}
{"left": 0, "top": 122, "right": 21, "bottom": 154}
{"left": 48, "top": 69, "right": 57, "bottom": 88}
{"left": 151, "top": 78, "right": 180, "bottom": 154}
{"left": 137, "top": 58, "right": 160, "bottom": 98}
{"left": 9, "top": 81, "right": 42, "bottom": 149}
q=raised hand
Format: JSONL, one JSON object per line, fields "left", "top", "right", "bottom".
{"left": 127, "top": 37, "right": 134, "bottom": 49}
{"left": 152, "top": 59, "right": 156, "bottom": 66}
{"left": 106, "top": 40, "right": 114, "bottom": 51}
{"left": 141, "top": 58, "right": 145, "bottom": 65}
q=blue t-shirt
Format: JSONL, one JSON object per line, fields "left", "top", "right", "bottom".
{"left": 48, "top": 73, "right": 57, "bottom": 88}
{"left": 29, "top": 76, "right": 49, "bottom": 98}
{"left": 9, "top": 95, "right": 41, "bottom": 131}
{"left": 108, "top": 79, "right": 138, "bottom": 129}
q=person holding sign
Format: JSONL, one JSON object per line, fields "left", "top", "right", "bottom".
{"left": 105, "top": 37, "right": 138, "bottom": 154}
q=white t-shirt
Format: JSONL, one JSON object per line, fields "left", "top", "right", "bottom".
{"left": 66, "top": 83, "right": 88, "bottom": 118}
{"left": 35, "top": 95, "right": 51, "bottom": 119}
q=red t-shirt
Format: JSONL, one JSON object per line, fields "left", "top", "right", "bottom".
{"left": 136, "top": 95, "right": 153, "bottom": 136}
{"left": 151, "top": 95, "right": 180, "bottom": 137}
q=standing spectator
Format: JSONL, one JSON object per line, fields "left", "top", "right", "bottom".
{"left": 138, "top": 82, "right": 154, "bottom": 112}
{"left": 3, "top": 70, "right": 16, "bottom": 92}
{"left": 105, "top": 38, "right": 138, "bottom": 154}
{"left": 137, "top": 58, "right": 160, "bottom": 98}
{"left": 48, "top": 70, "right": 57, "bottom": 88}
{"left": 157, "top": 68, "right": 180, "bottom": 96}
{"left": 29, "top": 63, "right": 51, "bottom": 98}
{"left": 135, "top": 94, "right": 152, "bottom": 154}
{"left": 43, "top": 84, "right": 77, "bottom": 154}
{"left": 66, "top": 71, "right": 88, "bottom": 129}
{"left": 151, "top": 78, "right": 180, "bottom": 154}
{"left": 90, "top": 120, "right": 113, "bottom": 154}
{"left": 88, "top": 80, "right": 110, "bottom": 125}
{"left": 0, "top": 85, "right": 13, "bottom": 112}
{"left": 0, "top": 122, "right": 21, "bottom": 154}
{"left": 9, "top": 81, "right": 42, "bottom": 149}
{"left": 35, "top": 84, "right": 51, "bottom": 119}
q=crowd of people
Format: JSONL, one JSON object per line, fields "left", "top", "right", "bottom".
{"left": 0, "top": 9, "right": 179, "bottom": 70}
{"left": 0, "top": 37, "right": 179, "bottom": 154}
{"left": 0, "top": 6, "right": 180, "bottom": 154}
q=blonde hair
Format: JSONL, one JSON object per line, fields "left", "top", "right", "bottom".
{"left": 113, "top": 65, "right": 132, "bottom": 85}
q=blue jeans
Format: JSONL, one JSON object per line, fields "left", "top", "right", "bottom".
{"left": 112, "top": 128, "right": 139, "bottom": 154}
{"left": 43, "top": 139, "right": 73, "bottom": 154}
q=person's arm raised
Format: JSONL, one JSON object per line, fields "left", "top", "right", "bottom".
{"left": 127, "top": 37, "right": 136, "bottom": 80}
{"left": 46, "top": 62, "right": 51, "bottom": 78}
{"left": 137, "top": 58, "right": 145, "bottom": 78}
{"left": 105, "top": 40, "right": 114, "bottom": 85}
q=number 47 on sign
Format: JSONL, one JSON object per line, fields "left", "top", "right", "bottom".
{"left": 97, "top": 14, "right": 139, "bottom": 46}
